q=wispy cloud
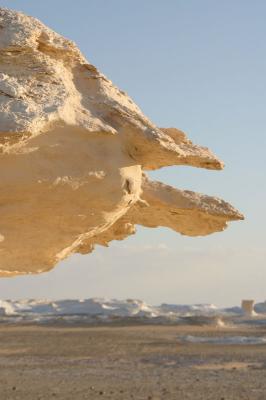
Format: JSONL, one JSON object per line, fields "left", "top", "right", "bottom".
{"left": 111, "top": 242, "right": 172, "bottom": 254}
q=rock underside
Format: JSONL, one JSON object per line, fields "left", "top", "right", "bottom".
{"left": 0, "top": 8, "right": 243, "bottom": 276}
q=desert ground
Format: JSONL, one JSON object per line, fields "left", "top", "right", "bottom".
{"left": 0, "top": 324, "right": 266, "bottom": 400}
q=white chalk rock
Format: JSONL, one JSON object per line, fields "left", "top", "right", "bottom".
{"left": 0, "top": 8, "right": 243, "bottom": 276}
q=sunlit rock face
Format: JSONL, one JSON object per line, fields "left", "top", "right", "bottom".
{"left": 0, "top": 8, "right": 243, "bottom": 276}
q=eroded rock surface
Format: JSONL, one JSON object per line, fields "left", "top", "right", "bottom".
{"left": 0, "top": 8, "right": 243, "bottom": 276}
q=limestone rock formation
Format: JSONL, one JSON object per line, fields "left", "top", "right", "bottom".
{"left": 0, "top": 8, "right": 243, "bottom": 276}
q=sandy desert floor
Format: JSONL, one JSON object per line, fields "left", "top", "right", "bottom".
{"left": 0, "top": 324, "right": 266, "bottom": 400}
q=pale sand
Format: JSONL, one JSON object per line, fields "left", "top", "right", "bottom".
{"left": 0, "top": 324, "right": 266, "bottom": 399}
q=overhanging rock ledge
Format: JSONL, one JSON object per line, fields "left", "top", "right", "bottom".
{"left": 0, "top": 8, "right": 243, "bottom": 276}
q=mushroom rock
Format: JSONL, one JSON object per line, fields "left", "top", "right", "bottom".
{"left": 0, "top": 8, "right": 244, "bottom": 276}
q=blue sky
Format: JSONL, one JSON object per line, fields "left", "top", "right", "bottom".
{"left": 0, "top": 1, "right": 265, "bottom": 306}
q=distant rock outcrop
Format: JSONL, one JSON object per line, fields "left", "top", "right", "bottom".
{"left": 0, "top": 8, "right": 243, "bottom": 276}
{"left": 241, "top": 300, "right": 256, "bottom": 317}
